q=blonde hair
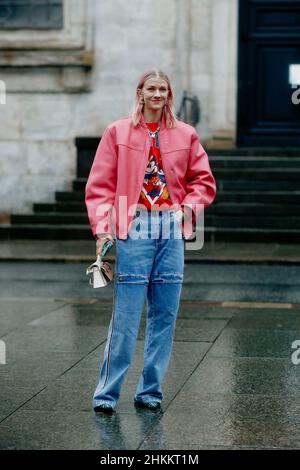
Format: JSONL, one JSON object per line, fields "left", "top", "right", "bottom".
{"left": 131, "top": 69, "right": 178, "bottom": 128}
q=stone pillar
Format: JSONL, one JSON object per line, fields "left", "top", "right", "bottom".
{"left": 209, "top": 0, "right": 238, "bottom": 147}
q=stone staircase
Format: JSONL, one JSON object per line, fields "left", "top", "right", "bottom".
{"left": 1, "top": 139, "right": 300, "bottom": 243}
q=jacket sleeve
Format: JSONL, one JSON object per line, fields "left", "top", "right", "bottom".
{"left": 180, "top": 129, "right": 217, "bottom": 220}
{"left": 85, "top": 126, "right": 117, "bottom": 238}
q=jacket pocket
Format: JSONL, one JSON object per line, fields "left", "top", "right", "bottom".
{"left": 162, "top": 150, "right": 189, "bottom": 176}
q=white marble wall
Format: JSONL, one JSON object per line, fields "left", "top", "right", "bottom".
{"left": 0, "top": 0, "right": 238, "bottom": 215}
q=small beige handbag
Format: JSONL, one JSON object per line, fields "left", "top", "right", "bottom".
{"left": 86, "top": 254, "right": 114, "bottom": 288}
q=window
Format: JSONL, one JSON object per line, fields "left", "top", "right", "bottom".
{"left": 0, "top": 0, "right": 63, "bottom": 29}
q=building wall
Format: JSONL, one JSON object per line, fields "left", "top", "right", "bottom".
{"left": 0, "top": 0, "right": 238, "bottom": 216}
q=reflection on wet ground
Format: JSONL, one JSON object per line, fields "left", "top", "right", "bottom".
{"left": 1, "top": 261, "right": 300, "bottom": 449}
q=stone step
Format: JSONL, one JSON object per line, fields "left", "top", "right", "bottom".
{"left": 219, "top": 180, "right": 300, "bottom": 191}
{"left": 2, "top": 224, "right": 300, "bottom": 243}
{"left": 213, "top": 191, "right": 300, "bottom": 203}
{"left": 209, "top": 156, "right": 300, "bottom": 168}
{"left": 75, "top": 140, "right": 300, "bottom": 177}
{"left": 205, "top": 216, "right": 300, "bottom": 229}
{"left": 208, "top": 203, "right": 299, "bottom": 215}
{"left": 73, "top": 179, "right": 86, "bottom": 191}
{"left": 33, "top": 202, "right": 86, "bottom": 213}
{"left": 10, "top": 212, "right": 300, "bottom": 229}
{"left": 32, "top": 198, "right": 300, "bottom": 217}
{"left": 11, "top": 213, "right": 89, "bottom": 224}
{"left": 0, "top": 226, "right": 11, "bottom": 239}
{"left": 73, "top": 167, "right": 300, "bottom": 191}
{"left": 2, "top": 224, "right": 93, "bottom": 240}
{"left": 207, "top": 149, "right": 300, "bottom": 157}
{"left": 56, "top": 191, "right": 84, "bottom": 201}
{"left": 52, "top": 190, "right": 300, "bottom": 205}
{"left": 215, "top": 168, "right": 300, "bottom": 180}
{"left": 206, "top": 227, "right": 300, "bottom": 244}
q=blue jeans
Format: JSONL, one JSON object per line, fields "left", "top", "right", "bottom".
{"left": 92, "top": 208, "right": 184, "bottom": 409}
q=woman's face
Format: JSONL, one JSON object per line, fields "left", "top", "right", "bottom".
{"left": 139, "top": 77, "right": 169, "bottom": 113}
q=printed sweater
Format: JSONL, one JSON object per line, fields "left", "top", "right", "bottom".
{"left": 136, "top": 122, "right": 173, "bottom": 211}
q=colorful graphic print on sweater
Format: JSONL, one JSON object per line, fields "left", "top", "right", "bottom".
{"left": 137, "top": 122, "right": 173, "bottom": 210}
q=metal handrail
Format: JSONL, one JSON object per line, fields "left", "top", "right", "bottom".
{"left": 177, "top": 90, "right": 200, "bottom": 126}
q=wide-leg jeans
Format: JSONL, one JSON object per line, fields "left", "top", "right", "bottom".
{"left": 92, "top": 208, "right": 184, "bottom": 409}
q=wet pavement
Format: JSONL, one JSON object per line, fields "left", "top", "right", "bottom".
{"left": 1, "top": 239, "right": 300, "bottom": 263}
{"left": 1, "top": 245, "right": 300, "bottom": 450}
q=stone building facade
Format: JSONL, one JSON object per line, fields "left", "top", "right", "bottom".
{"left": 0, "top": 0, "right": 238, "bottom": 217}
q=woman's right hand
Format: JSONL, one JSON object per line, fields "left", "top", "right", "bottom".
{"left": 96, "top": 234, "right": 114, "bottom": 257}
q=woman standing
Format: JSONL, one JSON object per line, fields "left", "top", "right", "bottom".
{"left": 85, "top": 69, "right": 216, "bottom": 413}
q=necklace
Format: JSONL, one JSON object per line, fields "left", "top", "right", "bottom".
{"left": 148, "top": 126, "right": 160, "bottom": 137}
{"left": 147, "top": 125, "right": 160, "bottom": 147}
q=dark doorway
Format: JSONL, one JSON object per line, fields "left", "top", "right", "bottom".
{"left": 237, "top": 0, "right": 300, "bottom": 146}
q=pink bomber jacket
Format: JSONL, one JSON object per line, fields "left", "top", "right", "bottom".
{"left": 85, "top": 113, "right": 217, "bottom": 240}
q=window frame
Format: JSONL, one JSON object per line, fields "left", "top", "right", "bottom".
{"left": 0, "top": 0, "right": 93, "bottom": 63}
{"left": 0, "top": 0, "right": 64, "bottom": 30}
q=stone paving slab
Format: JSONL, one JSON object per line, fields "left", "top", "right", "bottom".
{"left": 0, "top": 410, "right": 160, "bottom": 450}
{"left": 0, "top": 300, "right": 66, "bottom": 336}
{"left": 140, "top": 393, "right": 300, "bottom": 449}
{"left": 2, "top": 262, "right": 300, "bottom": 304}
{"left": 207, "top": 323, "right": 300, "bottom": 358}
{"left": 1, "top": 239, "right": 300, "bottom": 263}
{"left": 1, "top": 261, "right": 300, "bottom": 450}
